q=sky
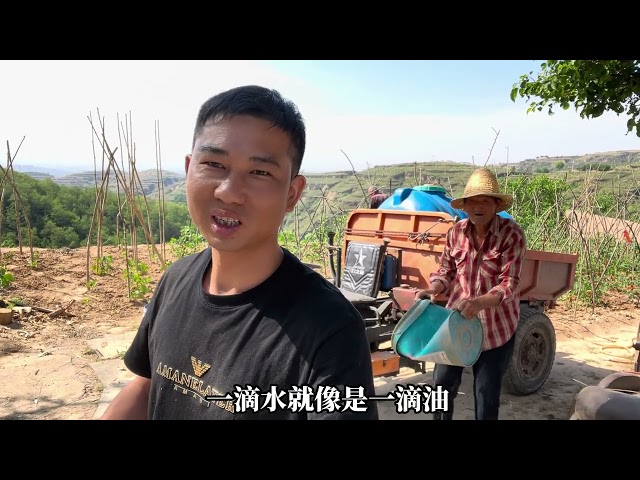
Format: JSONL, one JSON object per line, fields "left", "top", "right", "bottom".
{"left": 1, "top": 60, "right": 638, "bottom": 176}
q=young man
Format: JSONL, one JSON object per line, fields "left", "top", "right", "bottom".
{"left": 100, "top": 85, "right": 378, "bottom": 420}
{"left": 416, "top": 168, "right": 526, "bottom": 420}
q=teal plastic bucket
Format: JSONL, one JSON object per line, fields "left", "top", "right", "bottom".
{"left": 391, "top": 300, "right": 484, "bottom": 367}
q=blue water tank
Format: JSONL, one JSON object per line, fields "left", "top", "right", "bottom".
{"left": 378, "top": 185, "right": 514, "bottom": 221}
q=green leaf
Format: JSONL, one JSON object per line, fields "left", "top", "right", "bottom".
{"left": 510, "top": 87, "right": 518, "bottom": 102}
{"left": 627, "top": 118, "right": 636, "bottom": 130}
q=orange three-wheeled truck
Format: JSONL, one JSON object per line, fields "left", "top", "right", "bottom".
{"left": 327, "top": 195, "right": 579, "bottom": 396}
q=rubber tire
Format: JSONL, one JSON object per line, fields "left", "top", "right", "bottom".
{"left": 502, "top": 309, "right": 556, "bottom": 396}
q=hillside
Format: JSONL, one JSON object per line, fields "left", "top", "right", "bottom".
{"left": 0, "top": 171, "right": 193, "bottom": 250}
{"left": 18, "top": 149, "right": 640, "bottom": 236}
{"left": 285, "top": 149, "right": 640, "bottom": 235}
{"left": 52, "top": 169, "right": 186, "bottom": 197}
{"left": 514, "top": 150, "right": 640, "bottom": 173}
{"left": 17, "top": 168, "right": 186, "bottom": 197}
{"left": 19, "top": 172, "right": 53, "bottom": 181}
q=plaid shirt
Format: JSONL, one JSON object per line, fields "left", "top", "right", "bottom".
{"left": 430, "top": 215, "right": 526, "bottom": 351}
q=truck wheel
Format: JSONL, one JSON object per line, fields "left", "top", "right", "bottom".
{"left": 502, "top": 309, "right": 556, "bottom": 396}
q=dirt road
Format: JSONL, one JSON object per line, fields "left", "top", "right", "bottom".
{"left": 1, "top": 246, "right": 638, "bottom": 420}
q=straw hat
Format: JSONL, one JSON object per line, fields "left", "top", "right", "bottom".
{"left": 450, "top": 168, "right": 512, "bottom": 212}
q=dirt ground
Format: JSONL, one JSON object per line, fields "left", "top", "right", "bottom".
{"left": 374, "top": 299, "right": 640, "bottom": 420}
{"left": 1, "top": 245, "right": 639, "bottom": 420}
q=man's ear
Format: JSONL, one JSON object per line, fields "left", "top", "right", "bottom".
{"left": 286, "top": 175, "right": 307, "bottom": 212}
{"left": 184, "top": 154, "right": 192, "bottom": 175}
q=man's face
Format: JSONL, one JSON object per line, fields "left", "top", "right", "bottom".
{"left": 464, "top": 195, "right": 500, "bottom": 228}
{"left": 184, "top": 115, "right": 306, "bottom": 254}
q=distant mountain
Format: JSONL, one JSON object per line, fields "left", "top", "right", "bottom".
{"left": 12, "top": 164, "right": 85, "bottom": 177}
{"left": 18, "top": 171, "right": 54, "bottom": 181}
{"left": 50, "top": 169, "right": 186, "bottom": 196}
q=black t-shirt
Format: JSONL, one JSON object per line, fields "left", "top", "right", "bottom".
{"left": 124, "top": 247, "right": 379, "bottom": 420}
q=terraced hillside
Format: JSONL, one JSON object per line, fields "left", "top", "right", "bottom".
{"left": 290, "top": 151, "right": 640, "bottom": 235}
{"left": 516, "top": 150, "right": 640, "bottom": 173}
{"left": 51, "top": 169, "right": 185, "bottom": 196}
{"left": 18, "top": 172, "right": 53, "bottom": 181}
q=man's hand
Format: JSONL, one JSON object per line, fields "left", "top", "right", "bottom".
{"left": 456, "top": 298, "right": 484, "bottom": 320}
{"left": 415, "top": 281, "right": 444, "bottom": 302}
{"left": 456, "top": 292, "right": 501, "bottom": 319}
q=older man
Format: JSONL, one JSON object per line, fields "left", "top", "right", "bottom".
{"left": 416, "top": 168, "right": 526, "bottom": 420}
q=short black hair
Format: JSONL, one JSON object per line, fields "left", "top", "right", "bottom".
{"left": 192, "top": 85, "right": 306, "bottom": 178}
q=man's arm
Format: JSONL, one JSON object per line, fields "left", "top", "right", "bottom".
{"left": 306, "top": 315, "right": 379, "bottom": 420}
{"left": 486, "top": 224, "right": 527, "bottom": 303}
{"left": 457, "top": 291, "right": 501, "bottom": 319}
{"left": 428, "top": 229, "right": 458, "bottom": 291}
{"left": 417, "top": 228, "right": 460, "bottom": 300}
{"left": 99, "top": 375, "right": 151, "bottom": 420}
{"left": 99, "top": 261, "right": 175, "bottom": 420}
{"left": 101, "top": 295, "right": 156, "bottom": 419}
